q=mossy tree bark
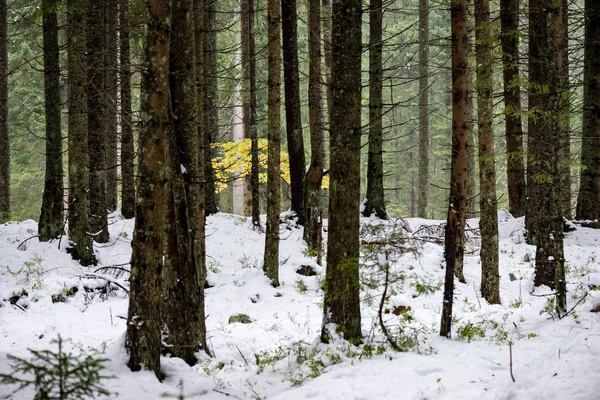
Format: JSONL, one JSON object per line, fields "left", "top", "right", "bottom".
{"left": 303, "top": 0, "right": 323, "bottom": 251}
{"left": 203, "top": 0, "right": 219, "bottom": 215}
{"left": 125, "top": 0, "right": 171, "bottom": 379}
{"left": 87, "top": 1, "right": 109, "bottom": 243}
{"left": 440, "top": 0, "right": 469, "bottom": 338}
{"left": 321, "top": 0, "right": 362, "bottom": 344}
{"left": 500, "top": 0, "right": 526, "bottom": 218}
{"left": 576, "top": 0, "right": 600, "bottom": 221}
{"left": 162, "top": 0, "right": 208, "bottom": 365}
{"left": 0, "top": 0, "right": 9, "bottom": 223}
{"left": 475, "top": 0, "right": 500, "bottom": 305}
{"left": 67, "top": 0, "right": 96, "bottom": 266}
{"left": 282, "top": 0, "right": 306, "bottom": 225}
{"left": 104, "top": 0, "right": 119, "bottom": 212}
{"left": 120, "top": 0, "right": 135, "bottom": 219}
{"left": 363, "top": 0, "right": 386, "bottom": 220}
{"left": 263, "top": 0, "right": 281, "bottom": 286}
{"left": 417, "top": 0, "right": 429, "bottom": 219}
{"left": 39, "top": 0, "right": 64, "bottom": 241}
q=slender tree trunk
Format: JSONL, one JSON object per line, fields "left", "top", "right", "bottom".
{"left": 67, "top": 0, "right": 96, "bottom": 266}
{"left": 559, "top": 0, "right": 571, "bottom": 219}
{"left": 125, "top": 0, "right": 171, "bottom": 379}
{"left": 162, "top": 0, "right": 208, "bottom": 364}
{"left": 87, "top": 1, "right": 109, "bottom": 243}
{"left": 322, "top": 0, "right": 332, "bottom": 165}
{"left": 241, "top": 0, "right": 252, "bottom": 217}
{"left": 440, "top": 0, "right": 469, "bottom": 338}
{"left": 0, "top": 0, "right": 9, "bottom": 223}
{"left": 363, "top": 0, "right": 386, "bottom": 219}
{"left": 417, "top": 0, "right": 429, "bottom": 219}
{"left": 500, "top": 0, "right": 526, "bottom": 218}
{"left": 120, "top": 0, "right": 135, "bottom": 219}
{"left": 105, "top": 0, "right": 119, "bottom": 212}
{"left": 282, "top": 0, "right": 306, "bottom": 225}
{"left": 321, "top": 0, "right": 362, "bottom": 344}
{"left": 249, "top": 0, "right": 260, "bottom": 228}
{"left": 203, "top": 0, "right": 219, "bottom": 215}
{"left": 39, "top": 0, "right": 64, "bottom": 241}
{"left": 576, "top": 0, "right": 600, "bottom": 220}
{"left": 264, "top": 0, "right": 281, "bottom": 286}
{"left": 475, "top": 0, "right": 500, "bottom": 305}
{"left": 303, "top": 0, "right": 323, "bottom": 251}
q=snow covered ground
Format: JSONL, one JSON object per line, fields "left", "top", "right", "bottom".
{"left": 0, "top": 210, "right": 598, "bottom": 399}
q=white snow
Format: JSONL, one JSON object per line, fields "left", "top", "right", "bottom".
{"left": 0, "top": 210, "right": 599, "bottom": 399}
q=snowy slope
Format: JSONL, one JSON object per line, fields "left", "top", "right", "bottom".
{"left": 0, "top": 211, "right": 598, "bottom": 399}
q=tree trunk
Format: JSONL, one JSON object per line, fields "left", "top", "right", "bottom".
{"left": 162, "top": 0, "right": 208, "bottom": 364}
{"left": 576, "top": 0, "right": 600, "bottom": 221}
{"left": 440, "top": 0, "right": 469, "bottom": 338}
{"left": 105, "top": 0, "right": 119, "bottom": 212}
{"left": 321, "top": 0, "right": 362, "bottom": 344}
{"left": 0, "top": 0, "right": 9, "bottom": 223}
{"left": 125, "top": 0, "right": 171, "bottom": 379}
{"left": 559, "top": 0, "right": 571, "bottom": 219}
{"left": 87, "top": 1, "right": 109, "bottom": 243}
{"left": 203, "top": 0, "right": 219, "bottom": 215}
{"left": 322, "top": 0, "right": 332, "bottom": 166}
{"left": 248, "top": 0, "right": 260, "bottom": 227}
{"left": 475, "top": 0, "right": 500, "bottom": 305}
{"left": 303, "top": 0, "right": 323, "bottom": 251}
{"left": 363, "top": 0, "right": 386, "bottom": 219}
{"left": 500, "top": 0, "right": 526, "bottom": 218}
{"left": 67, "top": 0, "right": 96, "bottom": 266}
{"left": 263, "top": 0, "right": 281, "bottom": 286}
{"left": 120, "top": 0, "right": 135, "bottom": 219}
{"left": 39, "top": 0, "right": 64, "bottom": 241}
{"left": 417, "top": 0, "right": 429, "bottom": 219}
{"left": 282, "top": 0, "right": 306, "bottom": 225}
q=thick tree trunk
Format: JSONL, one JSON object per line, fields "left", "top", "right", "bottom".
{"left": 120, "top": 0, "right": 135, "bottom": 219}
{"left": 105, "top": 0, "right": 119, "bottom": 212}
{"left": 87, "top": 1, "right": 109, "bottom": 243}
{"left": 39, "top": 0, "right": 64, "bottom": 241}
{"left": 321, "top": 0, "right": 362, "bottom": 344}
{"left": 0, "top": 0, "right": 9, "bottom": 223}
{"left": 417, "top": 0, "right": 429, "bottom": 219}
{"left": 363, "top": 0, "right": 386, "bottom": 220}
{"left": 125, "top": 0, "right": 171, "bottom": 379}
{"left": 162, "top": 0, "right": 208, "bottom": 364}
{"left": 322, "top": 0, "right": 332, "bottom": 166}
{"left": 203, "top": 0, "right": 219, "bottom": 215}
{"left": 282, "top": 0, "right": 306, "bottom": 225}
{"left": 303, "top": 0, "right": 323, "bottom": 251}
{"left": 440, "top": 0, "right": 469, "bottom": 338}
{"left": 475, "top": 0, "right": 500, "bottom": 305}
{"left": 67, "top": 0, "right": 96, "bottom": 266}
{"left": 576, "top": 0, "right": 600, "bottom": 221}
{"left": 263, "top": 0, "right": 281, "bottom": 286}
{"left": 500, "top": 0, "right": 526, "bottom": 218}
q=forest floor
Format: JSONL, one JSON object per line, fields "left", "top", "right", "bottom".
{"left": 0, "top": 210, "right": 598, "bottom": 399}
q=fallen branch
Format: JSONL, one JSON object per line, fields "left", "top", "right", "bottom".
{"left": 509, "top": 341, "right": 515, "bottom": 382}
{"left": 82, "top": 273, "right": 130, "bottom": 295}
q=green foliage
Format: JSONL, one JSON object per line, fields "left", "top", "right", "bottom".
{"left": 456, "top": 322, "right": 486, "bottom": 343}
{"left": 0, "top": 335, "right": 113, "bottom": 399}
{"left": 295, "top": 279, "right": 308, "bottom": 293}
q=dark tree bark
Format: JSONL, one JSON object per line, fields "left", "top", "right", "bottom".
{"left": 440, "top": 0, "right": 469, "bottom": 338}
{"left": 527, "top": 0, "right": 566, "bottom": 314}
{"left": 263, "top": 0, "right": 281, "bottom": 286}
{"left": 162, "top": 0, "right": 208, "bottom": 364}
{"left": 417, "top": 0, "right": 429, "bottom": 219}
{"left": 125, "top": 0, "right": 171, "bottom": 379}
{"left": 321, "top": 0, "right": 362, "bottom": 344}
{"left": 87, "top": 1, "right": 109, "bottom": 243}
{"left": 303, "top": 0, "right": 323, "bottom": 251}
{"left": 203, "top": 0, "right": 219, "bottom": 215}
{"left": 282, "top": 0, "right": 306, "bottom": 225}
{"left": 105, "top": 0, "right": 119, "bottom": 212}
{"left": 500, "top": 0, "right": 526, "bottom": 218}
{"left": 363, "top": 0, "right": 386, "bottom": 219}
{"left": 39, "top": 0, "right": 64, "bottom": 241}
{"left": 559, "top": 0, "right": 571, "bottom": 219}
{"left": 120, "top": 0, "right": 135, "bottom": 219}
{"left": 322, "top": 0, "right": 332, "bottom": 153}
{"left": 475, "top": 0, "right": 500, "bottom": 305}
{"left": 0, "top": 0, "right": 9, "bottom": 223}
{"left": 576, "top": 0, "right": 600, "bottom": 221}
{"left": 67, "top": 0, "right": 96, "bottom": 266}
